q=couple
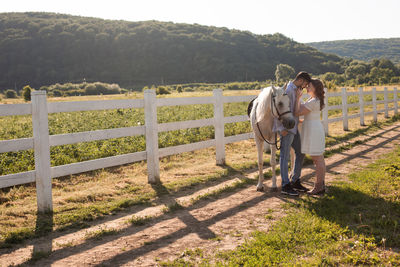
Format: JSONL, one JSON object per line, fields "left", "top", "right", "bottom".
{"left": 273, "top": 72, "right": 326, "bottom": 196}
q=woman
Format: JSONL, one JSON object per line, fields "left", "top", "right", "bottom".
{"left": 294, "top": 79, "right": 326, "bottom": 195}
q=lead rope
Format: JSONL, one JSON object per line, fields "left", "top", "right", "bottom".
{"left": 256, "top": 121, "right": 280, "bottom": 150}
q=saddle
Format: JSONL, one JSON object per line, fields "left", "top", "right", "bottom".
{"left": 247, "top": 98, "right": 256, "bottom": 117}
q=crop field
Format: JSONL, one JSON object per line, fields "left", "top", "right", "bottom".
{"left": 0, "top": 88, "right": 399, "bottom": 176}
{"left": 0, "top": 91, "right": 255, "bottom": 176}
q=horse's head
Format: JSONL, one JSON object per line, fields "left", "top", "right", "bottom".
{"left": 271, "top": 85, "right": 295, "bottom": 129}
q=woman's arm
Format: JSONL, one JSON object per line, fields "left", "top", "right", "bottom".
{"left": 294, "top": 89, "right": 311, "bottom": 116}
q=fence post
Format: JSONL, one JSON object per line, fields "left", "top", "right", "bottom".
{"left": 358, "top": 87, "right": 365, "bottom": 126}
{"left": 372, "top": 87, "right": 377, "bottom": 122}
{"left": 144, "top": 89, "right": 160, "bottom": 183}
{"left": 341, "top": 87, "right": 348, "bottom": 131}
{"left": 213, "top": 89, "right": 225, "bottom": 165}
{"left": 31, "top": 91, "right": 52, "bottom": 212}
{"left": 394, "top": 87, "right": 398, "bottom": 115}
{"left": 384, "top": 87, "right": 389, "bottom": 118}
{"left": 322, "top": 88, "right": 329, "bottom": 136}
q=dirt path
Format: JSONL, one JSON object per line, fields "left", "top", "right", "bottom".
{"left": 2, "top": 122, "right": 400, "bottom": 267}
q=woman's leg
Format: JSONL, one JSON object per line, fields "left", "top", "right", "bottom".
{"left": 310, "top": 155, "right": 326, "bottom": 192}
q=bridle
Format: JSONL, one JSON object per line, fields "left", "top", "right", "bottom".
{"left": 271, "top": 92, "right": 291, "bottom": 120}
{"left": 255, "top": 92, "right": 292, "bottom": 150}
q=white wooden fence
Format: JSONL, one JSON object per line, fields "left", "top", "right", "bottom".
{"left": 0, "top": 87, "right": 398, "bottom": 212}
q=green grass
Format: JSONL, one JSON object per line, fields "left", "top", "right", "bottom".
{"left": 84, "top": 227, "right": 120, "bottom": 240}
{"left": 128, "top": 215, "right": 153, "bottom": 226}
{"left": 162, "top": 146, "right": 400, "bottom": 266}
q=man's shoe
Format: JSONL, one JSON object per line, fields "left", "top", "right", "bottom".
{"left": 281, "top": 184, "right": 299, "bottom": 196}
{"left": 291, "top": 179, "right": 309, "bottom": 192}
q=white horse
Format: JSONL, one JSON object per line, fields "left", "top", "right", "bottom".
{"left": 248, "top": 85, "right": 295, "bottom": 191}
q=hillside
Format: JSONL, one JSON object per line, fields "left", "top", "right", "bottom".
{"left": 308, "top": 38, "right": 400, "bottom": 64}
{"left": 0, "top": 12, "right": 343, "bottom": 90}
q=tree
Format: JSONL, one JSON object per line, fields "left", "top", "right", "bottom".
{"left": 22, "top": 85, "right": 33, "bottom": 101}
{"left": 369, "top": 67, "right": 394, "bottom": 84}
{"left": 275, "top": 64, "right": 295, "bottom": 82}
{"left": 345, "top": 64, "right": 368, "bottom": 79}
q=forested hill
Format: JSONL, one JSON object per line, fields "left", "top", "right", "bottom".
{"left": 308, "top": 38, "right": 400, "bottom": 64}
{"left": 0, "top": 12, "right": 343, "bottom": 90}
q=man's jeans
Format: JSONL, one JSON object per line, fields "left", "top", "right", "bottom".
{"left": 279, "top": 131, "right": 305, "bottom": 186}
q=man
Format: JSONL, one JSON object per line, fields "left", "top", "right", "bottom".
{"left": 273, "top": 71, "right": 311, "bottom": 196}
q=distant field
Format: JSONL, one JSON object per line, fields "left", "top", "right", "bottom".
{"left": 0, "top": 90, "right": 257, "bottom": 176}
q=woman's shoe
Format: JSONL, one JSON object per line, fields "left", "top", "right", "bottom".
{"left": 307, "top": 188, "right": 325, "bottom": 196}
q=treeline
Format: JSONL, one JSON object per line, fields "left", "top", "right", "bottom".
{"left": 3, "top": 56, "right": 400, "bottom": 99}
{"left": 0, "top": 82, "right": 125, "bottom": 99}
{"left": 0, "top": 12, "right": 343, "bottom": 90}
{"left": 308, "top": 38, "right": 400, "bottom": 64}
{"left": 42, "top": 82, "right": 125, "bottom": 96}
{"left": 0, "top": 80, "right": 273, "bottom": 100}
{"left": 320, "top": 58, "right": 400, "bottom": 89}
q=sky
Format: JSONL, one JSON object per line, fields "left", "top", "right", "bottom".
{"left": 1, "top": 0, "right": 399, "bottom": 43}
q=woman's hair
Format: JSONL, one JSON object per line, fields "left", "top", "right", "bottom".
{"left": 310, "top": 79, "right": 325, "bottom": 110}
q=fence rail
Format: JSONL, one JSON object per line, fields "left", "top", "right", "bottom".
{"left": 0, "top": 87, "right": 399, "bottom": 212}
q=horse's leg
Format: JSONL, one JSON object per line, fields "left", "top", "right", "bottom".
{"left": 270, "top": 144, "right": 278, "bottom": 191}
{"left": 263, "top": 141, "right": 271, "bottom": 153}
{"left": 255, "top": 136, "right": 265, "bottom": 192}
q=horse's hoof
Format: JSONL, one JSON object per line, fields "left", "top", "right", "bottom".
{"left": 256, "top": 186, "right": 264, "bottom": 192}
{"left": 270, "top": 187, "right": 278, "bottom": 192}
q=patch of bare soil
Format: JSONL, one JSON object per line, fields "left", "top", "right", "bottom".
{"left": 1, "top": 122, "right": 400, "bottom": 267}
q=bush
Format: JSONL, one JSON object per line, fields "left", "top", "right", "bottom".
{"left": 390, "top": 76, "right": 400, "bottom": 84}
{"left": 176, "top": 85, "right": 183, "bottom": 93}
{"left": 226, "top": 82, "right": 241, "bottom": 90}
{"left": 22, "top": 85, "right": 33, "bottom": 101}
{"left": 39, "top": 85, "right": 49, "bottom": 91}
{"left": 156, "top": 86, "right": 171, "bottom": 95}
{"left": 84, "top": 84, "right": 97, "bottom": 95}
{"left": 65, "top": 89, "right": 84, "bottom": 96}
{"left": 52, "top": 89, "right": 63, "bottom": 97}
{"left": 5, "top": 89, "right": 17, "bottom": 98}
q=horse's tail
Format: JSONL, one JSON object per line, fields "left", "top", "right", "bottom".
{"left": 247, "top": 98, "right": 256, "bottom": 117}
